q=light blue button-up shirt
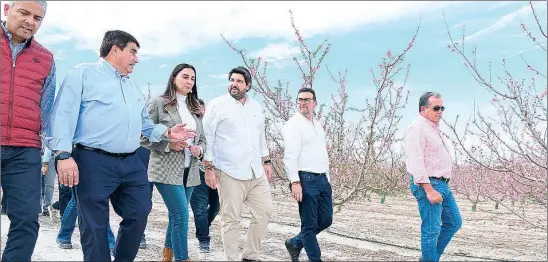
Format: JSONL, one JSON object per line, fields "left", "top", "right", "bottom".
{"left": 46, "top": 58, "right": 168, "bottom": 154}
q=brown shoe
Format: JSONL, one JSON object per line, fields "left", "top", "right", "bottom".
{"left": 161, "top": 248, "right": 174, "bottom": 262}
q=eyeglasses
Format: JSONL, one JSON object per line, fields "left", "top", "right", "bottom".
{"left": 429, "top": 106, "right": 445, "bottom": 112}
{"left": 296, "top": 98, "right": 314, "bottom": 104}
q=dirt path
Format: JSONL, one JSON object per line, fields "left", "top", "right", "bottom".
{"left": 1, "top": 192, "right": 546, "bottom": 261}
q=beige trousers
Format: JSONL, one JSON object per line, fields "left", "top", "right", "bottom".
{"left": 215, "top": 169, "right": 273, "bottom": 261}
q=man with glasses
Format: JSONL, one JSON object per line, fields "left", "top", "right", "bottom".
{"left": 403, "top": 92, "right": 462, "bottom": 262}
{"left": 283, "top": 88, "right": 332, "bottom": 262}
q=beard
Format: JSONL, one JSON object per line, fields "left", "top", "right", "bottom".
{"left": 229, "top": 87, "right": 246, "bottom": 100}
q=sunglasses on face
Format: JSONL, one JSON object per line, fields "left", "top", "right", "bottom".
{"left": 429, "top": 106, "right": 445, "bottom": 112}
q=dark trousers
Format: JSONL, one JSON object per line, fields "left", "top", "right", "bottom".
{"left": 189, "top": 170, "right": 220, "bottom": 244}
{"left": 58, "top": 182, "right": 72, "bottom": 217}
{"left": 135, "top": 146, "right": 153, "bottom": 196}
{"left": 1, "top": 146, "right": 42, "bottom": 261}
{"left": 135, "top": 146, "right": 153, "bottom": 243}
{"left": 287, "top": 171, "right": 333, "bottom": 262}
{"left": 73, "top": 147, "right": 152, "bottom": 262}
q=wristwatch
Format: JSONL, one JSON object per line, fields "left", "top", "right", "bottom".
{"left": 204, "top": 161, "right": 215, "bottom": 170}
{"left": 55, "top": 152, "right": 72, "bottom": 161}
{"left": 263, "top": 159, "right": 272, "bottom": 165}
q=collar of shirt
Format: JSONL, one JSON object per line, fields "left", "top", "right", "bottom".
{"left": 417, "top": 114, "right": 439, "bottom": 130}
{"left": 98, "top": 58, "right": 130, "bottom": 80}
{"left": 225, "top": 93, "right": 250, "bottom": 105}
{"left": 1, "top": 21, "right": 31, "bottom": 46}
{"left": 176, "top": 93, "right": 187, "bottom": 103}
{"left": 296, "top": 112, "right": 317, "bottom": 125}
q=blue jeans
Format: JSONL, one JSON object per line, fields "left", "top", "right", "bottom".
{"left": 40, "top": 158, "right": 56, "bottom": 210}
{"left": 155, "top": 182, "right": 194, "bottom": 261}
{"left": 57, "top": 190, "right": 116, "bottom": 249}
{"left": 410, "top": 177, "right": 462, "bottom": 262}
{"left": 288, "top": 172, "right": 333, "bottom": 262}
{"left": 1, "top": 146, "right": 42, "bottom": 262}
{"left": 189, "top": 170, "right": 219, "bottom": 244}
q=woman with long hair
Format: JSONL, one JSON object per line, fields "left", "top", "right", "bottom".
{"left": 141, "top": 63, "right": 205, "bottom": 261}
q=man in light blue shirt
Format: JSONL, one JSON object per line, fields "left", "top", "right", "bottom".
{"left": 46, "top": 30, "right": 195, "bottom": 262}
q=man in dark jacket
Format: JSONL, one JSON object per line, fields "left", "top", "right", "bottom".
{"left": 0, "top": 1, "right": 56, "bottom": 261}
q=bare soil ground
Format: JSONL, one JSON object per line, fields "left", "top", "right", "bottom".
{"left": 1, "top": 186, "right": 546, "bottom": 261}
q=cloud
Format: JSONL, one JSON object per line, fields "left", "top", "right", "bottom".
{"left": 5, "top": 1, "right": 457, "bottom": 58}
{"left": 487, "top": 1, "right": 524, "bottom": 11}
{"left": 463, "top": 2, "right": 546, "bottom": 42}
{"left": 208, "top": 74, "right": 227, "bottom": 80}
{"left": 39, "top": 33, "right": 71, "bottom": 46}
{"left": 249, "top": 43, "right": 300, "bottom": 68}
{"left": 53, "top": 49, "right": 67, "bottom": 60}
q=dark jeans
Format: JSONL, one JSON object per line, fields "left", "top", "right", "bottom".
{"left": 58, "top": 182, "right": 72, "bottom": 217}
{"left": 73, "top": 147, "right": 152, "bottom": 262}
{"left": 189, "top": 170, "right": 220, "bottom": 244}
{"left": 287, "top": 171, "right": 333, "bottom": 262}
{"left": 1, "top": 146, "right": 42, "bottom": 261}
{"left": 410, "top": 177, "right": 462, "bottom": 262}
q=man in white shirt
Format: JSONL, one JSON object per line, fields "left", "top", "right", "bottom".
{"left": 202, "top": 66, "right": 273, "bottom": 262}
{"left": 283, "top": 88, "right": 332, "bottom": 262}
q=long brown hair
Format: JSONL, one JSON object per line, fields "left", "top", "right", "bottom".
{"left": 162, "top": 63, "right": 202, "bottom": 116}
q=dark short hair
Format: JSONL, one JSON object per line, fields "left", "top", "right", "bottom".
{"left": 228, "top": 66, "right": 252, "bottom": 89}
{"left": 297, "top": 87, "right": 316, "bottom": 100}
{"left": 418, "top": 91, "right": 442, "bottom": 112}
{"left": 99, "top": 30, "right": 140, "bottom": 58}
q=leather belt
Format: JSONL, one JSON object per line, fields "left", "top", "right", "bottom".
{"left": 299, "top": 171, "right": 327, "bottom": 176}
{"left": 429, "top": 176, "right": 450, "bottom": 183}
{"left": 75, "top": 144, "right": 136, "bottom": 158}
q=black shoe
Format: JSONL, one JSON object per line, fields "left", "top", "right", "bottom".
{"left": 41, "top": 209, "right": 50, "bottom": 217}
{"left": 199, "top": 241, "right": 210, "bottom": 253}
{"left": 242, "top": 259, "right": 261, "bottom": 262}
{"left": 52, "top": 201, "right": 60, "bottom": 210}
{"left": 285, "top": 239, "right": 300, "bottom": 262}
{"left": 57, "top": 240, "right": 73, "bottom": 249}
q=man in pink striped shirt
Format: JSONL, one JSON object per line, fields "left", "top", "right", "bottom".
{"left": 404, "top": 92, "right": 462, "bottom": 262}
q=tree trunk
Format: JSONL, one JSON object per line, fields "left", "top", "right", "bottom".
{"left": 380, "top": 194, "right": 386, "bottom": 204}
{"left": 495, "top": 201, "right": 500, "bottom": 209}
{"left": 472, "top": 202, "right": 477, "bottom": 212}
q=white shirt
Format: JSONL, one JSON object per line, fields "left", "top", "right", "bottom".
{"left": 203, "top": 93, "right": 269, "bottom": 180}
{"left": 283, "top": 113, "right": 330, "bottom": 183}
{"left": 176, "top": 93, "right": 196, "bottom": 168}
